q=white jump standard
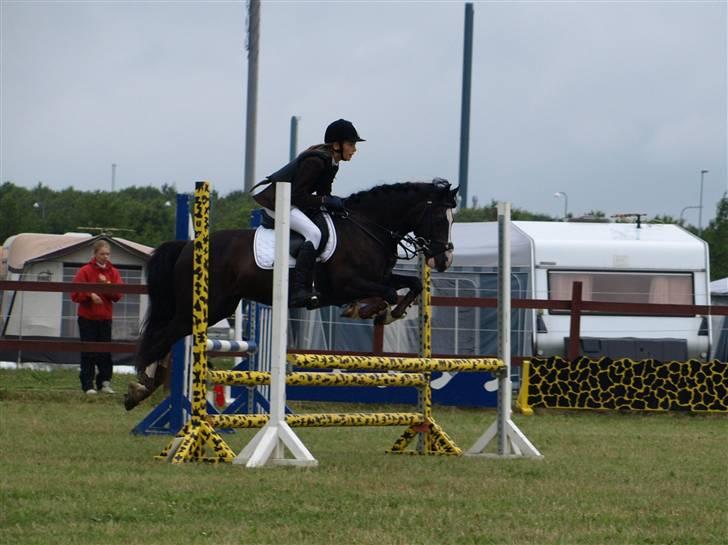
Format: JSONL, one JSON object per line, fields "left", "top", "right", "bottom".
{"left": 233, "top": 182, "right": 318, "bottom": 467}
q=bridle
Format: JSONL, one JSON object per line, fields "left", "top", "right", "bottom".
{"left": 340, "top": 197, "right": 454, "bottom": 261}
{"left": 410, "top": 199, "right": 455, "bottom": 260}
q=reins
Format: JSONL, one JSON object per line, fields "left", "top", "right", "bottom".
{"left": 337, "top": 198, "right": 451, "bottom": 261}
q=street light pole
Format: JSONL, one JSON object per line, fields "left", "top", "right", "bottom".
{"left": 554, "top": 191, "right": 568, "bottom": 221}
{"left": 289, "top": 116, "right": 300, "bottom": 162}
{"left": 679, "top": 205, "right": 701, "bottom": 225}
{"left": 698, "top": 169, "right": 709, "bottom": 234}
{"left": 33, "top": 201, "right": 45, "bottom": 219}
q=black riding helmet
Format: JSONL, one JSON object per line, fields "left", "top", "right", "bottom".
{"left": 324, "top": 119, "right": 365, "bottom": 143}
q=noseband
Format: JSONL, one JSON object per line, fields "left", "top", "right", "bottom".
{"left": 410, "top": 200, "right": 454, "bottom": 260}
{"left": 341, "top": 195, "right": 455, "bottom": 261}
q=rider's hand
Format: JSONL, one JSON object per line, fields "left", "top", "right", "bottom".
{"left": 322, "top": 195, "right": 345, "bottom": 212}
{"left": 90, "top": 293, "right": 103, "bottom": 304}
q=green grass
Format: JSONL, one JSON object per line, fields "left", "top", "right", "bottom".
{"left": 1, "top": 368, "right": 726, "bottom": 545}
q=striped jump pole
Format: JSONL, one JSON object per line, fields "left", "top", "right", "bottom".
{"left": 210, "top": 412, "right": 424, "bottom": 429}
{"left": 286, "top": 354, "right": 503, "bottom": 373}
{"left": 209, "top": 370, "right": 429, "bottom": 388}
{"left": 387, "top": 256, "right": 459, "bottom": 454}
{"left": 206, "top": 339, "right": 257, "bottom": 353}
{"left": 158, "top": 181, "right": 237, "bottom": 463}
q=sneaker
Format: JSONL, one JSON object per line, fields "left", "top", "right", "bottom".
{"left": 100, "top": 381, "right": 115, "bottom": 394}
{"left": 85, "top": 389, "right": 98, "bottom": 395}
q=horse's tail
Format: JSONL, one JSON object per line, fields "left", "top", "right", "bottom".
{"left": 136, "top": 240, "right": 187, "bottom": 371}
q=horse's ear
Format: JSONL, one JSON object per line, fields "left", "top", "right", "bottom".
{"left": 449, "top": 185, "right": 460, "bottom": 205}
{"left": 432, "top": 177, "right": 449, "bottom": 187}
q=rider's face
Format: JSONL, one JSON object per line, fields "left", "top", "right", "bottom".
{"left": 337, "top": 141, "right": 357, "bottom": 161}
{"left": 95, "top": 247, "right": 111, "bottom": 265}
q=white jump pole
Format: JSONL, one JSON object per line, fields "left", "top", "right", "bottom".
{"left": 467, "top": 202, "right": 542, "bottom": 458}
{"left": 234, "top": 182, "right": 318, "bottom": 467}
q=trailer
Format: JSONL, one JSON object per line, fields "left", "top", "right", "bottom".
{"left": 513, "top": 221, "right": 711, "bottom": 361}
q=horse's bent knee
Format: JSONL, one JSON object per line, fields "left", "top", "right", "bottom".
{"left": 384, "top": 288, "right": 398, "bottom": 304}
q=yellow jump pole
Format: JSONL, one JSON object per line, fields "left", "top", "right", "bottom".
{"left": 158, "top": 181, "right": 235, "bottom": 463}
{"left": 418, "top": 255, "right": 433, "bottom": 453}
{"left": 388, "top": 255, "right": 461, "bottom": 455}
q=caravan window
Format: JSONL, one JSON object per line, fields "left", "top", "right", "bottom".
{"left": 548, "top": 271, "right": 693, "bottom": 313}
{"left": 431, "top": 276, "right": 481, "bottom": 355}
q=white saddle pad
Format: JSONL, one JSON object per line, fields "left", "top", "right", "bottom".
{"left": 253, "top": 213, "right": 337, "bottom": 270}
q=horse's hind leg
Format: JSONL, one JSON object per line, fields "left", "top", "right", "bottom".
{"left": 124, "top": 352, "right": 172, "bottom": 410}
{"left": 125, "top": 315, "right": 191, "bottom": 411}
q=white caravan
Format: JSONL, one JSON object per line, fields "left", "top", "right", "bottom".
{"left": 512, "top": 221, "right": 711, "bottom": 360}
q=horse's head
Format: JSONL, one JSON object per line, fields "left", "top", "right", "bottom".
{"left": 344, "top": 179, "right": 459, "bottom": 272}
{"left": 413, "top": 178, "right": 459, "bottom": 272}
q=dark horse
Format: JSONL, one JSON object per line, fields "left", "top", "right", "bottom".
{"left": 125, "top": 179, "right": 458, "bottom": 409}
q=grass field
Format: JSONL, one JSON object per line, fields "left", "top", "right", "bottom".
{"left": 1, "top": 368, "right": 726, "bottom": 545}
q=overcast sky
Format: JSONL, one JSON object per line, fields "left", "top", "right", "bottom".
{"left": 1, "top": 1, "right": 726, "bottom": 224}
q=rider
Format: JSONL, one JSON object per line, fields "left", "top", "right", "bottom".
{"left": 251, "top": 118, "right": 365, "bottom": 309}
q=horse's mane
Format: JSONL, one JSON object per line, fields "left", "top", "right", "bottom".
{"left": 344, "top": 181, "right": 432, "bottom": 207}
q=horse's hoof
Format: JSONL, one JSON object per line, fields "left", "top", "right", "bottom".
{"left": 124, "top": 382, "right": 149, "bottom": 411}
{"left": 340, "top": 303, "right": 361, "bottom": 319}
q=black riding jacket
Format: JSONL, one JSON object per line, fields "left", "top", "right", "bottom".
{"left": 252, "top": 146, "right": 339, "bottom": 214}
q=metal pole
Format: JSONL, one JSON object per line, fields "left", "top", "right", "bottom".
{"left": 458, "top": 3, "right": 474, "bottom": 209}
{"left": 243, "top": 0, "right": 260, "bottom": 192}
{"left": 554, "top": 192, "right": 568, "bottom": 221}
{"left": 111, "top": 163, "right": 116, "bottom": 192}
{"left": 698, "top": 169, "right": 708, "bottom": 234}
{"left": 289, "top": 116, "right": 299, "bottom": 162}
{"left": 679, "top": 205, "right": 701, "bottom": 225}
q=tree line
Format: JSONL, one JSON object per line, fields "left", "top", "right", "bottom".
{"left": 1, "top": 181, "right": 725, "bottom": 280}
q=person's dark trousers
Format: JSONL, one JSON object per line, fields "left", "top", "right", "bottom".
{"left": 78, "top": 317, "right": 113, "bottom": 391}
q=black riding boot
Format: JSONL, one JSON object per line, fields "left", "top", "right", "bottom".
{"left": 289, "top": 241, "right": 320, "bottom": 310}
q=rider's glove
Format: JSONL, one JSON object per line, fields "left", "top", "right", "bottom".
{"left": 321, "top": 195, "right": 345, "bottom": 212}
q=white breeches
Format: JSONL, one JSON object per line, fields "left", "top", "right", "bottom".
{"left": 264, "top": 207, "right": 321, "bottom": 250}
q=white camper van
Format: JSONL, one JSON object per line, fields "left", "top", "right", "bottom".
{"left": 512, "top": 221, "right": 711, "bottom": 360}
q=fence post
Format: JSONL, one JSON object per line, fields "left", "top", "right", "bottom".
{"left": 568, "top": 281, "right": 583, "bottom": 360}
{"left": 373, "top": 323, "right": 385, "bottom": 355}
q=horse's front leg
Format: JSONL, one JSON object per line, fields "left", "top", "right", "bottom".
{"left": 386, "top": 273, "right": 422, "bottom": 319}
{"left": 340, "top": 277, "right": 399, "bottom": 305}
{"left": 339, "top": 274, "right": 422, "bottom": 322}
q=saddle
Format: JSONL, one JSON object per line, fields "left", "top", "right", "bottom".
{"left": 253, "top": 211, "right": 337, "bottom": 270}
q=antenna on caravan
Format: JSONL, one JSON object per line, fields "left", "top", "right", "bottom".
{"left": 611, "top": 213, "right": 646, "bottom": 229}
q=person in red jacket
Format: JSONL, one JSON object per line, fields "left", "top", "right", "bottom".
{"left": 71, "top": 240, "right": 123, "bottom": 395}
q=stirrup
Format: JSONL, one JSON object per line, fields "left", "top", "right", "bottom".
{"left": 290, "top": 290, "right": 320, "bottom": 310}
{"left": 305, "top": 294, "right": 320, "bottom": 310}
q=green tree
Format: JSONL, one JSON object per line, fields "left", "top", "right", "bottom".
{"left": 649, "top": 214, "right": 680, "bottom": 225}
{"left": 454, "top": 200, "right": 556, "bottom": 223}
{"left": 211, "top": 190, "right": 258, "bottom": 231}
{"left": 1, "top": 183, "right": 724, "bottom": 280}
